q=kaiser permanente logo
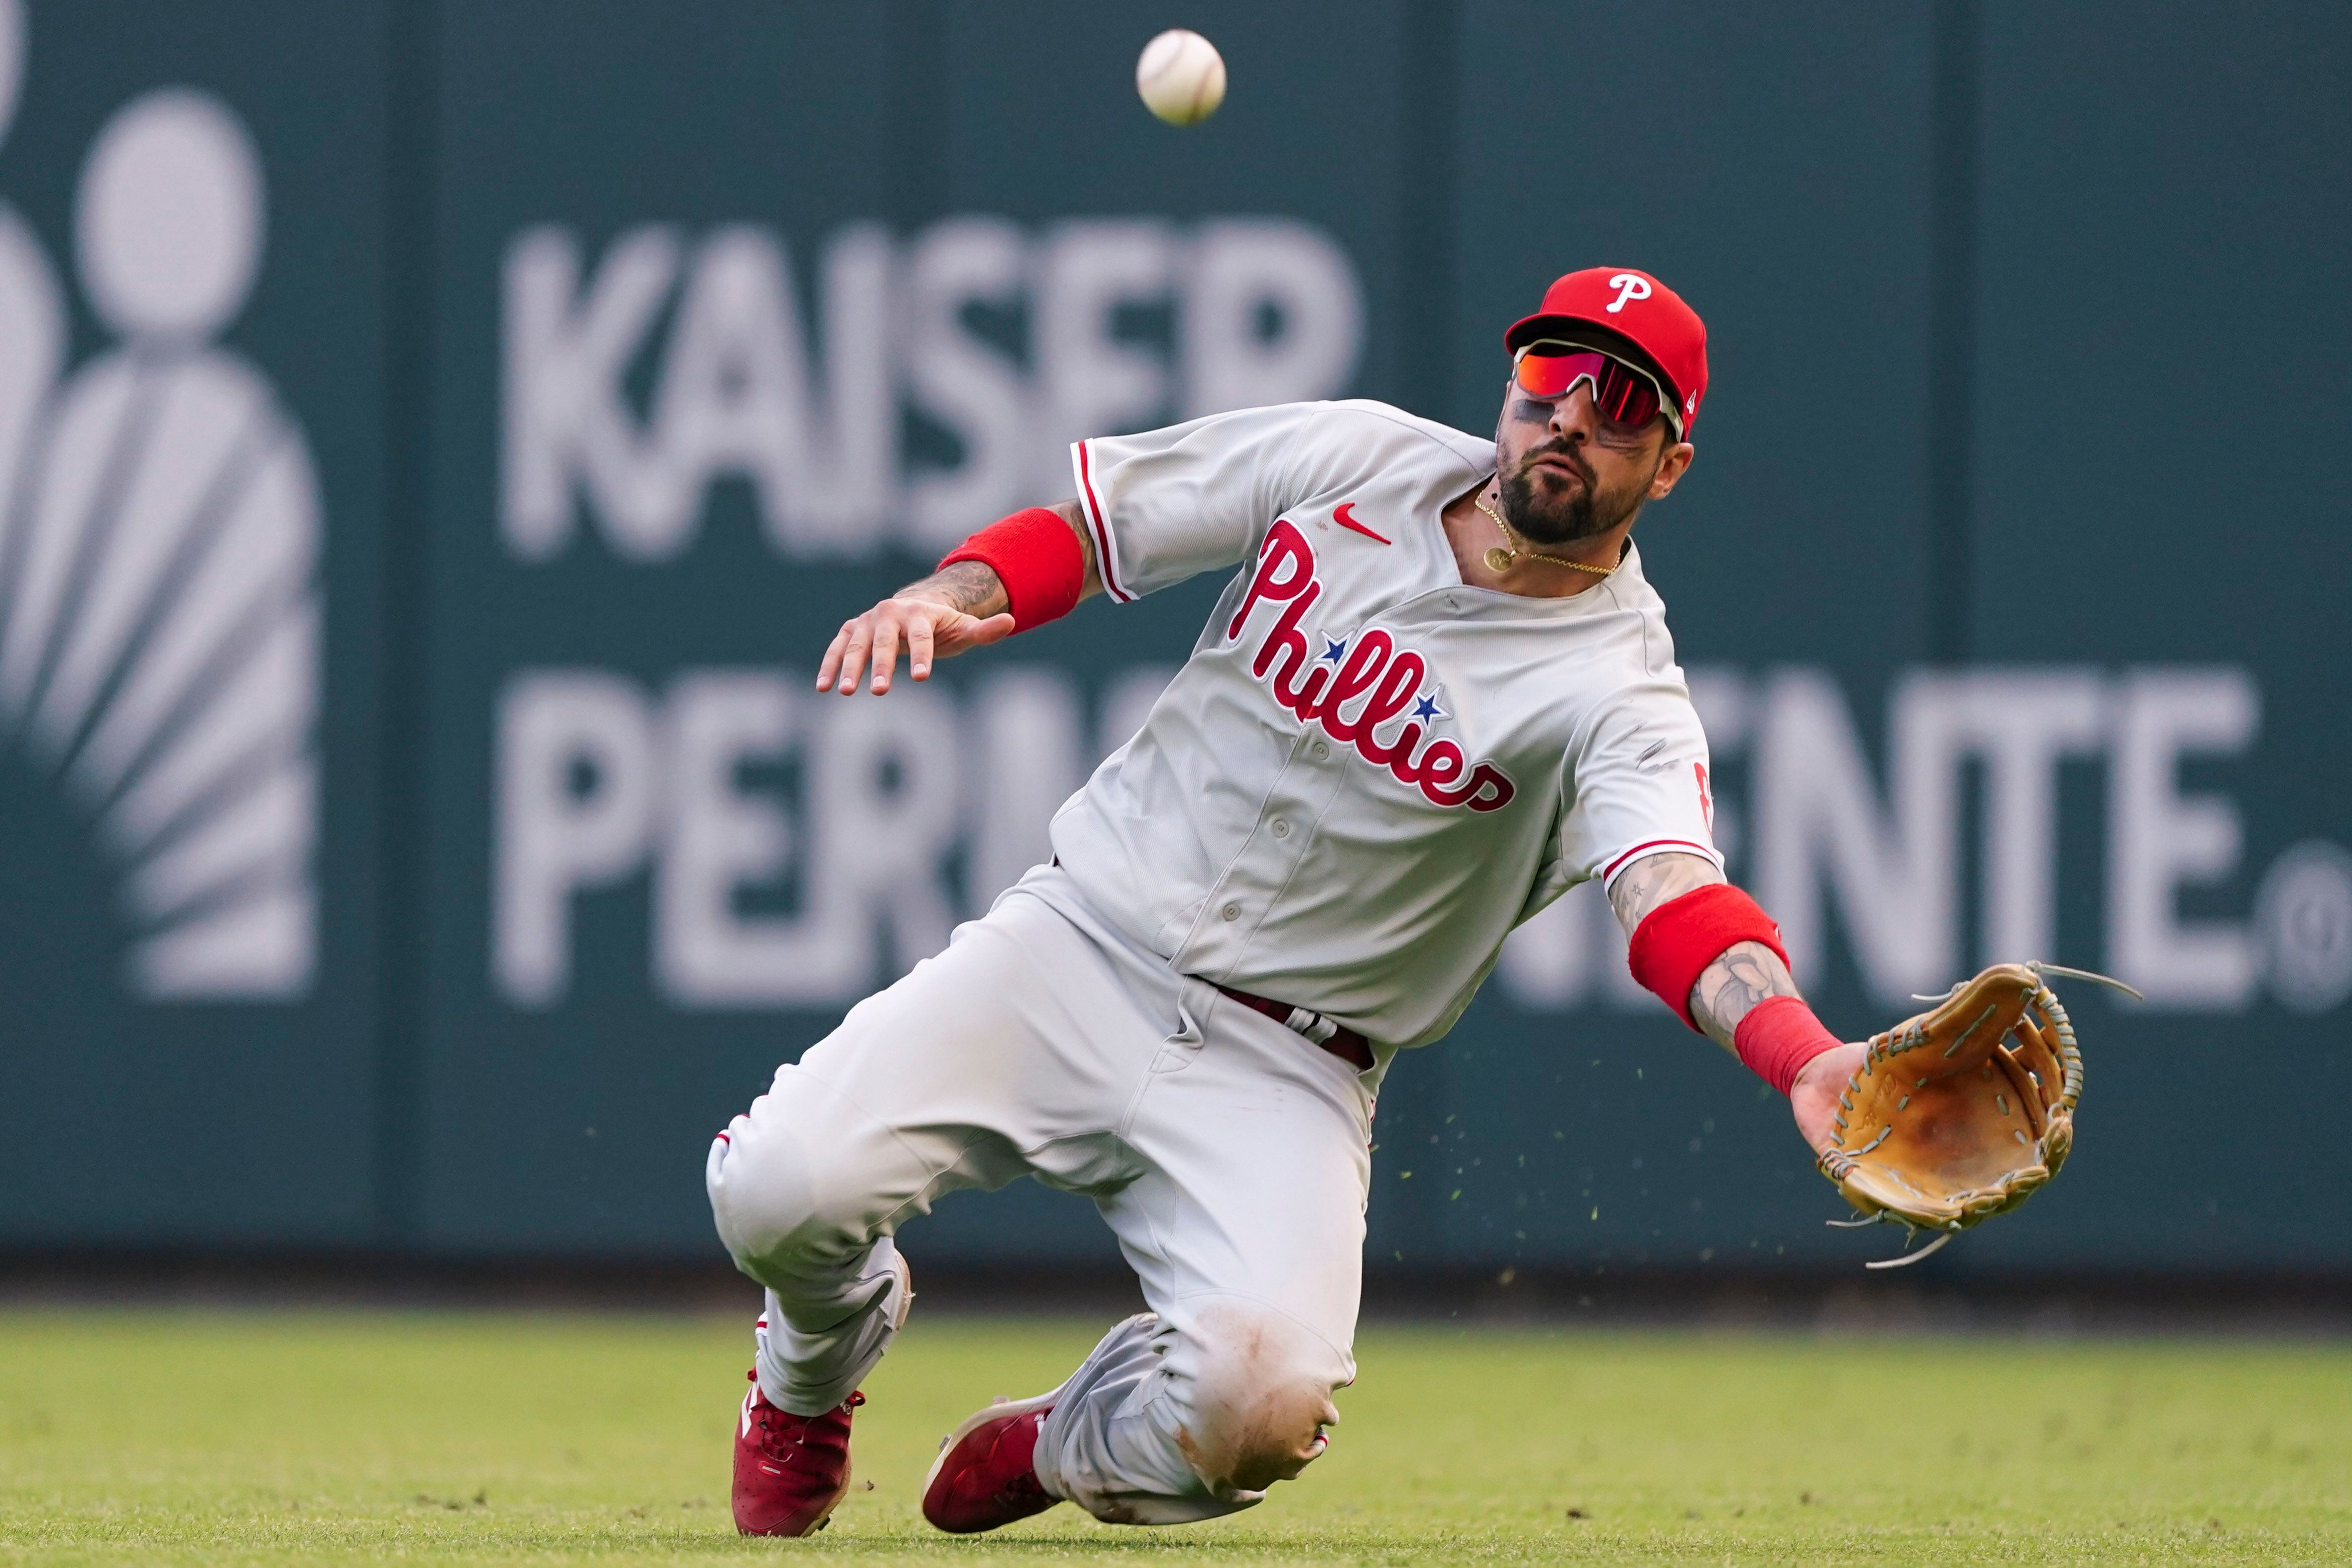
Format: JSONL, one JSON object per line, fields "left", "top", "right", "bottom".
{"left": 0, "top": 1, "right": 321, "bottom": 1001}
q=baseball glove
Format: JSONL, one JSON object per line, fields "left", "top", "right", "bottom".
{"left": 1818, "top": 961, "right": 2132, "bottom": 1269}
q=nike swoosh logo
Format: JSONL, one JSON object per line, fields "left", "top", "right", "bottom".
{"left": 1331, "top": 503, "right": 1391, "bottom": 544}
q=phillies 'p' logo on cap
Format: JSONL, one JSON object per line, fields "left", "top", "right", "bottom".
{"left": 1604, "top": 273, "right": 1651, "bottom": 313}
{"left": 1505, "top": 266, "right": 1709, "bottom": 435}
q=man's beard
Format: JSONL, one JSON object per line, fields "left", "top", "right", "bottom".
{"left": 1499, "top": 445, "right": 1647, "bottom": 546}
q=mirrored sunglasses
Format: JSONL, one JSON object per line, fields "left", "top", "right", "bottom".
{"left": 1511, "top": 341, "right": 1680, "bottom": 436}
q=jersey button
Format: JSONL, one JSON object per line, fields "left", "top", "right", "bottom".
{"left": 1270, "top": 819, "right": 1290, "bottom": 838}
{"left": 1311, "top": 740, "right": 1331, "bottom": 761}
{"left": 1220, "top": 902, "right": 1241, "bottom": 921}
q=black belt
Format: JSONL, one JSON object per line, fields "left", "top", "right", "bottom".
{"left": 1214, "top": 985, "right": 1375, "bottom": 1072}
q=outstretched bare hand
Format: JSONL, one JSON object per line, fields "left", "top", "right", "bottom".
{"left": 817, "top": 591, "right": 1016, "bottom": 696}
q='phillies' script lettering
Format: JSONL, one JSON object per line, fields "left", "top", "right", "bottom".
{"left": 1227, "top": 520, "right": 1515, "bottom": 812}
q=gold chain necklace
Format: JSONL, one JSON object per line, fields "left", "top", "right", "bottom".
{"left": 1474, "top": 490, "right": 1618, "bottom": 578}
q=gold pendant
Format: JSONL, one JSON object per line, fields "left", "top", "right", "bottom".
{"left": 1483, "top": 545, "right": 1515, "bottom": 573}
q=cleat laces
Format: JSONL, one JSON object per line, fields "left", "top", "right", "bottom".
{"left": 742, "top": 1371, "right": 863, "bottom": 1462}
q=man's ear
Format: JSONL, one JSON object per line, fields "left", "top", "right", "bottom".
{"left": 1649, "top": 441, "right": 1695, "bottom": 499}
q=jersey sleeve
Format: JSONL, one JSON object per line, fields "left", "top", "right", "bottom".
{"left": 1071, "top": 402, "right": 1328, "bottom": 603}
{"left": 1554, "top": 679, "right": 1722, "bottom": 898}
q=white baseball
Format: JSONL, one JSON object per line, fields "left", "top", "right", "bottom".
{"left": 1136, "top": 29, "right": 1225, "bottom": 127}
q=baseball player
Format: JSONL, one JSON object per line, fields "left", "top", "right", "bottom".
{"left": 708, "top": 267, "right": 1868, "bottom": 1535}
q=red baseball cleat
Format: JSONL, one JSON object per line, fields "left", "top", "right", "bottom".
{"left": 920, "top": 1383, "right": 1067, "bottom": 1534}
{"left": 732, "top": 1371, "right": 863, "bottom": 1536}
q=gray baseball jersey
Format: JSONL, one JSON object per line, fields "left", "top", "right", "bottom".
{"left": 1051, "top": 398, "right": 1720, "bottom": 1048}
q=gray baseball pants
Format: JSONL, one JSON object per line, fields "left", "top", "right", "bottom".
{"left": 705, "top": 863, "right": 1378, "bottom": 1524}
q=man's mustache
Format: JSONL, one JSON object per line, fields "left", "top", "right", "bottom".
{"left": 1518, "top": 443, "right": 1592, "bottom": 486}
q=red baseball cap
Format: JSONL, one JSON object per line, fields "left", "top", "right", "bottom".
{"left": 1505, "top": 267, "right": 1708, "bottom": 435}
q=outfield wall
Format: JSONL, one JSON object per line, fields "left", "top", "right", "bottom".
{"left": 0, "top": 1, "right": 2344, "bottom": 1276}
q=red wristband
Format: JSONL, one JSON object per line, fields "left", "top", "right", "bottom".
{"left": 1732, "top": 996, "right": 1842, "bottom": 1097}
{"left": 939, "top": 508, "right": 1085, "bottom": 632}
{"left": 1625, "top": 883, "right": 1789, "bottom": 1032}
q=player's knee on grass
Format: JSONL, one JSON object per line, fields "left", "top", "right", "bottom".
{"left": 1170, "top": 1303, "right": 1347, "bottom": 1497}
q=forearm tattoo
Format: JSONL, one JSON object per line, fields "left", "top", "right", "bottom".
{"left": 1688, "top": 940, "right": 1799, "bottom": 1050}
{"left": 896, "top": 560, "right": 1009, "bottom": 616}
{"left": 890, "top": 500, "right": 1101, "bottom": 615}
{"left": 1606, "top": 853, "right": 1804, "bottom": 1050}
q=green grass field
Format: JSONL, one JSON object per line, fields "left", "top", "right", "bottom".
{"left": 0, "top": 1310, "right": 2345, "bottom": 1564}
